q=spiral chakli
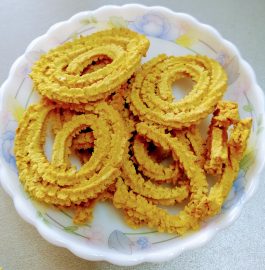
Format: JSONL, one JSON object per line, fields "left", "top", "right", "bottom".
{"left": 115, "top": 123, "right": 209, "bottom": 234}
{"left": 132, "top": 134, "right": 181, "bottom": 183}
{"left": 14, "top": 26, "right": 252, "bottom": 234}
{"left": 14, "top": 100, "right": 127, "bottom": 206}
{"left": 114, "top": 103, "right": 252, "bottom": 234}
{"left": 130, "top": 54, "right": 228, "bottom": 129}
{"left": 30, "top": 28, "right": 150, "bottom": 103}
{"left": 122, "top": 123, "right": 207, "bottom": 205}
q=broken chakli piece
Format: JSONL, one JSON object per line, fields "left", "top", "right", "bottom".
{"left": 14, "top": 28, "right": 252, "bottom": 235}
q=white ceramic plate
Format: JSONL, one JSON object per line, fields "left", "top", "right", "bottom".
{"left": 0, "top": 4, "right": 264, "bottom": 266}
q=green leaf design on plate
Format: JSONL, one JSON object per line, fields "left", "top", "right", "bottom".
{"left": 37, "top": 210, "right": 43, "bottom": 218}
{"left": 37, "top": 211, "right": 50, "bottom": 225}
{"left": 257, "top": 114, "right": 263, "bottom": 126}
{"left": 256, "top": 114, "right": 264, "bottom": 134}
{"left": 243, "top": 104, "right": 253, "bottom": 113}
{"left": 257, "top": 126, "right": 264, "bottom": 134}
{"left": 107, "top": 16, "right": 128, "bottom": 29}
{"left": 70, "top": 32, "right": 78, "bottom": 40}
{"left": 64, "top": 225, "right": 79, "bottom": 233}
{"left": 239, "top": 149, "right": 255, "bottom": 173}
{"left": 42, "top": 217, "right": 50, "bottom": 225}
{"left": 80, "top": 17, "right": 97, "bottom": 25}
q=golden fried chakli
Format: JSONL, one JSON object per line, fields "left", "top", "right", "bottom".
{"left": 133, "top": 134, "right": 181, "bottom": 183}
{"left": 114, "top": 122, "right": 209, "bottom": 233}
{"left": 71, "top": 132, "right": 94, "bottom": 150}
{"left": 122, "top": 123, "right": 208, "bottom": 205}
{"left": 204, "top": 118, "right": 252, "bottom": 216}
{"left": 114, "top": 117, "right": 251, "bottom": 234}
{"left": 30, "top": 28, "right": 150, "bottom": 103}
{"left": 130, "top": 54, "right": 227, "bottom": 128}
{"left": 15, "top": 31, "right": 253, "bottom": 233}
{"left": 14, "top": 101, "right": 127, "bottom": 206}
{"left": 204, "top": 101, "right": 239, "bottom": 175}
{"left": 73, "top": 187, "right": 114, "bottom": 225}
{"left": 172, "top": 125, "right": 206, "bottom": 169}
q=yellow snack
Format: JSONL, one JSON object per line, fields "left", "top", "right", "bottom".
{"left": 204, "top": 118, "right": 252, "bottom": 216}
{"left": 30, "top": 28, "right": 150, "bottom": 104}
{"left": 14, "top": 28, "right": 252, "bottom": 233}
{"left": 130, "top": 54, "right": 227, "bottom": 129}
{"left": 73, "top": 188, "right": 114, "bottom": 224}
{"left": 122, "top": 123, "right": 190, "bottom": 203}
{"left": 72, "top": 132, "right": 94, "bottom": 150}
{"left": 114, "top": 122, "right": 209, "bottom": 234}
{"left": 172, "top": 125, "right": 206, "bottom": 168}
{"left": 133, "top": 134, "right": 181, "bottom": 183}
{"left": 14, "top": 101, "right": 127, "bottom": 206}
{"left": 113, "top": 117, "right": 251, "bottom": 234}
{"left": 205, "top": 101, "right": 239, "bottom": 175}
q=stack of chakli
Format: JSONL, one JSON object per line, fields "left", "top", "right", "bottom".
{"left": 14, "top": 28, "right": 251, "bottom": 234}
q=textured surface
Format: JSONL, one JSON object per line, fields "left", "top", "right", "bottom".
{"left": 0, "top": 0, "right": 265, "bottom": 269}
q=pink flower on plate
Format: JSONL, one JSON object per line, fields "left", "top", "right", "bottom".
{"left": 18, "top": 64, "right": 31, "bottom": 78}
{"left": 215, "top": 51, "right": 230, "bottom": 67}
{"left": 83, "top": 226, "right": 105, "bottom": 245}
{"left": 216, "top": 51, "right": 240, "bottom": 85}
{"left": 230, "top": 80, "right": 250, "bottom": 103}
{"left": 178, "top": 21, "right": 191, "bottom": 35}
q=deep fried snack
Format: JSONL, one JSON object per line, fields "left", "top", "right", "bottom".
{"left": 73, "top": 187, "right": 114, "bottom": 224}
{"left": 114, "top": 123, "right": 209, "bottom": 234}
{"left": 72, "top": 132, "right": 94, "bottom": 150}
{"left": 204, "top": 101, "right": 239, "bottom": 175}
{"left": 114, "top": 118, "right": 251, "bottom": 234}
{"left": 133, "top": 134, "right": 181, "bottom": 183}
{"left": 122, "top": 123, "right": 206, "bottom": 205}
{"left": 172, "top": 125, "right": 206, "bottom": 169}
{"left": 204, "top": 118, "right": 252, "bottom": 216}
{"left": 130, "top": 54, "right": 227, "bottom": 128}
{"left": 48, "top": 108, "right": 64, "bottom": 135}
{"left": 30, "top": 28, "right": 150, "bottom": 103}
{"left": 14, "top": 101, "right": 126, "bottom": 206}
{"left": 15, "top": 29, "right": 252, "bottom": 233}
{"left": 106, "top": 77, "right": 137, "bottom": 135}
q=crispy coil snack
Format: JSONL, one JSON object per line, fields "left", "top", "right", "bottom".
{"left": 30, "top": 28, "right": 149, "bottom": 103}
{"left": 113, "top": 103, "right": 251, "bottom": 234}
{"left": 115, "top": 123, "right": 209, "bottom": 234}
{"left": 130, "top": 54, "right": 227, "bottom": 128}
{"left": 132, "top": 134, "right": 181, "bottom": 183}
{"left": 15, "top": 28, "right": 252, "bottom": 234}
{"left": 204, "top": 101, "right": 239, "bottom": 175}
{"left": 122, "top": 124, "right": 190, "bottom": 203}
{"left": 15, "top": 101, "right": 126, "bottom": 206}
